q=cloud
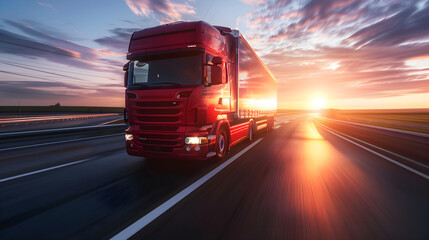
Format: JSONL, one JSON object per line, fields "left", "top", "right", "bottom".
{"left": 240, "top": 0, "right": 266, "bottom": 6}
{"left": 94, "top": 27, "right": 140, "bottom": 53}
{"left": 35, "top": 1, "right": 55, "bottom": 10}
{"left": 0, "top": 28, "right": 92, "bottom": 69}
{"left": 0, "top": 80, "right": 79, "bottom": 103}
{"left": 0, "top": 19, "right": 127, "bottom": 75}
{"left": 1, "top": 80, "right": 86, "bottom": 90}
{"left": 124, "top": 0, "right": 195, "bottom": 23}
{"left": 240, "top": 0, "right": 429, "bottom": 108}
{"left": 263, "top": 42, "right": 429, "bottom": 100}
{"left": 4, "top": 19, "right": 101, "bottom": 60}
{"left": 346, "top": 5, "right": 429, "bottom": 47}
{"left": 0, "top": 18, "right": 128, "bottom": 107}
{"left": 267, "top": 0, "right": 369, "bottom": 41}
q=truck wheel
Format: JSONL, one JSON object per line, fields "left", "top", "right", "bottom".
{"left": 248, "top": 122, "right": 255, "bottom": 142}
{"left": 216, "top": 128, "right": 227, "bottom": 159}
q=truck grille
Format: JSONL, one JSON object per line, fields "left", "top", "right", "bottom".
{"left": 136, "top": 101, "right": 180, "bottom": 107}
{"left": 134, "top": 100, "right": 184, "bottom": 125}
{"left": 136, "top": 109, "right": 180, "bottom": 115}
{"left": 140, "top": 125, "right": 179, "bottom": 131}
{"left": 138, "top": 117, "right": 180, "bottom": 123}
{"left": 132, "top": 99, "right": 186, "bottom": 151}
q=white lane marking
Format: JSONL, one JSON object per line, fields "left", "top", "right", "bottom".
{"left": 0, "top": 133, "right": 123, "bottom": 152}
{"left": 316, "top": 122, "right": 429, "bottom": 170}
{"left": 0, "top": 157, "right": 96, "bottom": 183}
{"left": 316, "top": 122, "right": 429, "bottom": 180}
{"left": 274, "top": 120, "right": 289, "bottom": 129}
{"left": 101, "top": 118, "right": 123, "bottom": 125}
{"left": 110, "top": 138, "right": 264, "bottom": 240}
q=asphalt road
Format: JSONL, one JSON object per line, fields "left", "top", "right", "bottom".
{"left": 0, "top": 116, "right": 428, "bottom": 239}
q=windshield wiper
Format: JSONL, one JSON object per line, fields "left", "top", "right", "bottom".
{"left": 148, "top": 82, "right": 183, "bottom": 88}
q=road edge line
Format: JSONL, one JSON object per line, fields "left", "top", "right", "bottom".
{"left": 316, "top": 122, "right": 429, "bottom": 181}
{"left": 0, "top": 157, "right": 96, "bottom": 183}
{"left": 316, "top": 121, "right": 429, "bottom": 170}
{"left": 110, "top": 138, "right": 264, "bottom": 240}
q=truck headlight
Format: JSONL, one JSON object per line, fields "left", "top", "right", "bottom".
{"left": 185, "top": 137, "right": 208, "bottom": 144}
{"left": 125, "top": 133, "right": 133, "bottom": 141}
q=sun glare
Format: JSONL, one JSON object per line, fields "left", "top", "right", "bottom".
{"left": 311, "top": 97, "right": 326, "bottom": 110}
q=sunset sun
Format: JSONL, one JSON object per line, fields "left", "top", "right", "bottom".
{"left": 311, "top": 97, "right": 326, "bottom": 110}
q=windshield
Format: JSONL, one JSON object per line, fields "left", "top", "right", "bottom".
{"left": 130, "top": 53, "right": 203, "bottom": 87}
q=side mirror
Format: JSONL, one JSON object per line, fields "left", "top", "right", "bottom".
{"left": 124, "top": 71, "right": 128, "bottom": 87}
{"left": 123, "top": 62, "right": 130, "bottom": 71}
{"left": 211, "top": 65, "right": 222, "bottom": 85}
{"left": 123, "top": 62, "right": 130, "bottom": 87}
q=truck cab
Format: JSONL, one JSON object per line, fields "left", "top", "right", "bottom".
{"left": 124, "top": 21, "right": 276, "bottom": 160}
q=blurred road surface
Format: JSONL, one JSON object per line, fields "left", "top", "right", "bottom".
{"left": 0, "top": 116, "right": 428, "bottom": 239}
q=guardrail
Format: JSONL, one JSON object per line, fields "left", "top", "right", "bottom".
{"left": 0, "top": 124, "right": 127, "bottom": 139}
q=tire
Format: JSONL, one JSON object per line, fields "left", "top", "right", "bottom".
{"left": 216, "top": 128, "right": 228, "bottom": 160}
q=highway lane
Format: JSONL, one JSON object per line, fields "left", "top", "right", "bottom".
{"left": 0, "top": 124, "right": 126, "bottom": 152}
{"left": 0, "top": 127, "right": 261, "bottom": 239}
{"left": 0, "top": 116, "right": 428, "bottom": 239}
{"left": 0, "top": 134, "right": 124, "bottom": 180}
{"left": 130, "top": 117, "right": 429, "bottom": 239}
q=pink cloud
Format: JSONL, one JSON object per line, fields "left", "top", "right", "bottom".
{"left": 125, "top": 0, "right": 195, "bottom": 22}
{"left": 241, "top": 0, "right": 429, "bottom": 108}
{"left": 240, "top": 0, "right": 266, "bottom": 6}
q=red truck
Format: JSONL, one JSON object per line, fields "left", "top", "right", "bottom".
{"left": 123, "top": 21, "right": 276, "bottom": 160}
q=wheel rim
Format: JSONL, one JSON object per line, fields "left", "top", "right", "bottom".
{"left": 218, "top": 134, "right": 225, "bottom": 154}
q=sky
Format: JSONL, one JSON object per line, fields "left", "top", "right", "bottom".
{"left": 0, "top": 0, "right": 428, "bottom": 109}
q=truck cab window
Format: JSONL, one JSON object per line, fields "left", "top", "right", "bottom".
{"left": 205, "top": 54, "right": 214, "bottom": 85}
{"left": 133, "top": 61, "right": 149, "bottom": 83}
{"left": 130, "top": 53, "right": 203, "bottom": 87}
{"left": 205, "top": 54, "right": 227, "bottom": 85}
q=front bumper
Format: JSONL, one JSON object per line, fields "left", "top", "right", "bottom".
{"left": 126, "top": 141, "right": 216, "bottom": 160}
{"left": 125, "top": 125, "right": 216, "bottom": 160}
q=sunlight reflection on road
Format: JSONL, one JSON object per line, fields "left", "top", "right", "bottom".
{"left": 280, "top": 118, "right": 385, "bottom": 239}
{"left": 303, "top": 124, "right": 329, "bottom": 177}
